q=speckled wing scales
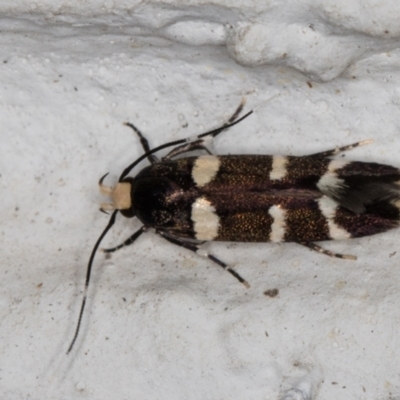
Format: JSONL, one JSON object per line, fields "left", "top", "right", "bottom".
{"left": 148, "top": 154, "right": 400, "bottom": 245}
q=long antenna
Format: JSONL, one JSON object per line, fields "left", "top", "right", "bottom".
{"left": 67, "top": 210, "right": 118, "bottom": 354}
{"left": 119, "top": 110, "right": 253, "bottom": 180}
{"left": 67, "top": 106, "right": 253, "bottom": 353}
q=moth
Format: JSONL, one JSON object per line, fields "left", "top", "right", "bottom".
{"left": 67, "top": 101, "right": 400, "bottom": 353}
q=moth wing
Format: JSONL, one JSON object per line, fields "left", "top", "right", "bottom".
{"left": 317, "top": 161, "right": 400, "bottom": 214}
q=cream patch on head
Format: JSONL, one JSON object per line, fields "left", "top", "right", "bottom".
{"left": 317, "top": 159, "right": 349, "bottom": 194}
{"left": 191, "top": 197, "right": 220, "bottom": 240}
{"left": 269, "top": 155, "right": 288, "bottom": 180}
{"left": 100, "top": 181, "right": 132, "bottom": 210}
{"left": 318, "top": 196, "right": 351, "bottom": 240}
{"left": 268, "top": 205, "right": 286, "bottom": 242}
{"left": 112, "top": 183, "right": 132, "bottom": 210}
{"left": 192, "top": 155, "right": 221, "bottom": 187}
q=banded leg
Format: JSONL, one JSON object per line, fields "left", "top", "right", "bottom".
{"left": 119, "top": 105, "right": 252, "bottom": 180}
{"left": 163, "top": 139, "right": 213, "bottom": 161}
{"left": 102, "top": 226, "right": 147, "bottom": 254}
{"left": 163, "top": 98, "right": 249, "bottom": 161}
{"left": 124, "top": 122, "right": 159, "bottom": 164}
{"left": 308, "top": 140, "right": 373, "bottom": 158}
{"left": 299, "top": 242, "right": 356, "bottom": 260}
{"left": 224, "top": 97, "right": 247, "bottom": 126}
{"left": 157, "top": 230, "right": 250, "bottom": 288}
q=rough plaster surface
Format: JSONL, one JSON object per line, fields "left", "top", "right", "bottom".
{"left": 1, "top": 1, "right": 400, "bottom": 399}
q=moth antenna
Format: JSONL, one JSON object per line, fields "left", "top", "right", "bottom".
{"left": 119, "top": 110, "right": 253, "bottom": 180}
{"left": 67, "top": 210, "right": 118, "bottom": 354}
{"left": 198, "top": 110, "right": 253, "bottom": 139}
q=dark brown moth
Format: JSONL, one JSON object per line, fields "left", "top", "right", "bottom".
{"left": 67, "top": 101, "right": 400, "bottom": 353}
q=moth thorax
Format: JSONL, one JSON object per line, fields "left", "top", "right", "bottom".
{"left": 99, "top": 181, "right": 132, "bottom": 211}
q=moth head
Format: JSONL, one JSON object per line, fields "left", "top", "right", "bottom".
{"left": 99, "top": 173, "right": 135, "bottom": 217}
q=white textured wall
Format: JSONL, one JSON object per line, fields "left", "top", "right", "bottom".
{"left": 1, "top": 2, "right": 400, "bottom": 399}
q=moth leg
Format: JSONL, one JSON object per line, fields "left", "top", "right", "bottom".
{"left": 225, "top": 97, "right": 247, "bottom": 126}
{"left": 163, "top": 99, "right": 248, "bottom": 160}
{"left": 163, "top": 140, "right": 213, "bottom": 160}
{"left": 102, "top": 226, "right": 147, "bottom": 254}
{"left": 124, "top": 122, "right": 159, "bottom": 164}
{"left": 299, "top": 242, "right": 356, "bottom": 260}
{"left": 157, "top": 230, "right": 250, "bottom": 288}
{"left": 119, "top": 105, "right": 252, "bottom": 180}
{"left": 308, "top": 140, "right": 373, "bottom": 158}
